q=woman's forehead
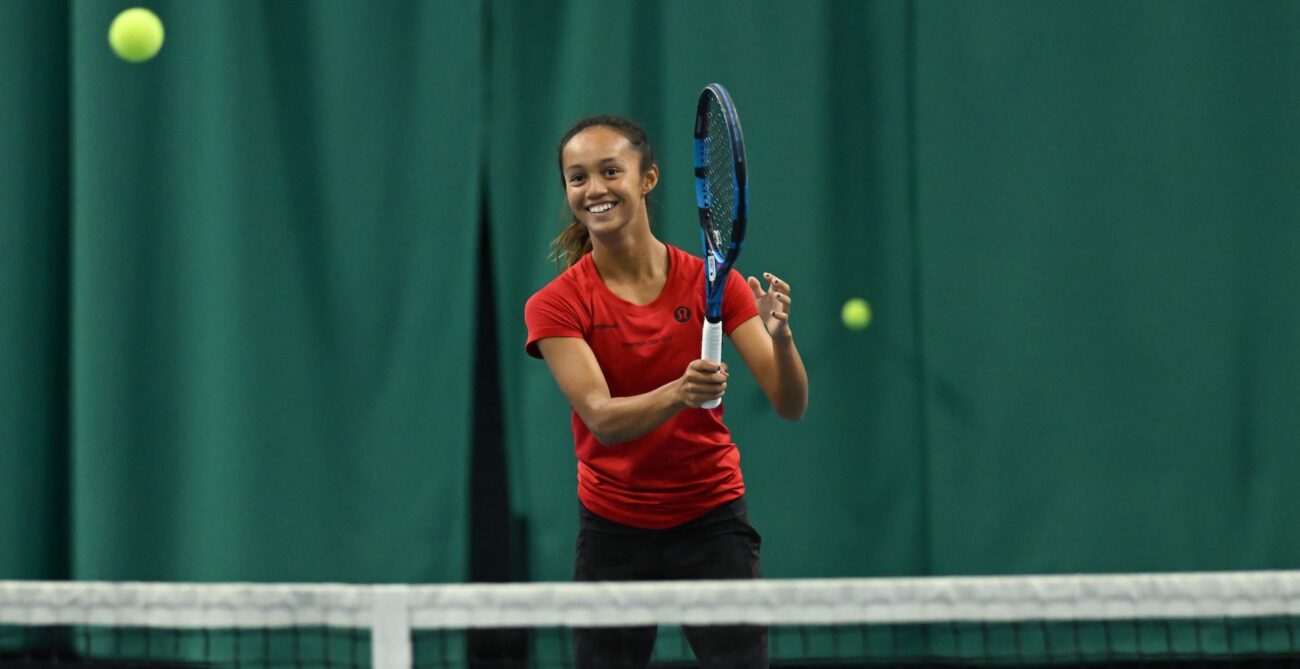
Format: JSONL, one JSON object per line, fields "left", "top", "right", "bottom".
{"left": 563, "top": 127, "right": 635, "bottom": 166}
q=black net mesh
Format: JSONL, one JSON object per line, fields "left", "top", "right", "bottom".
{"left": 4, "top": 575, "right": 1300, "bottom": 668}
{"left": 0, "top": 624, "right": 368, "bottom": 669}
{"left": 408, "top": 618, "right": 1300, "bottom": 668}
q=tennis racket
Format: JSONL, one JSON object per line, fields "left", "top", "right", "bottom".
{"left": 693, "top": 83, "right": 749, "bottom": 409}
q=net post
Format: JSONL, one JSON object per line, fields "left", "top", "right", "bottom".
{"left": 371, "top": 587, "right": 413, "bottom": 669}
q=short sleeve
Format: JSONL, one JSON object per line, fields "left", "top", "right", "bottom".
{"left": 721, "top": 268, "right": 759, "bottom": 335}
{"left": 524, "top": 282, "right": 586, "bottom": 358}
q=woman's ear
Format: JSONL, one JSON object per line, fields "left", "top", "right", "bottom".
{"left": 642, "top": 164, "right": 660, "bottom": 194}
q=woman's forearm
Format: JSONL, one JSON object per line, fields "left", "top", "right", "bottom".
{"left": 580, "top": 381, "right": 686, "bottom": 445}
{"left": 769, "top": 334, "right": 808, "bottom": 420}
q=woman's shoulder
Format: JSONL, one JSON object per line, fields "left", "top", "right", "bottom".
{"left": 667, "top": 243, "right": 703, "bottom": 272}
{"left": 529, "top": 253, "right": 595, "bottom": 302}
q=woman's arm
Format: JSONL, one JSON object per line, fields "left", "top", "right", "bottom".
{"left": 730, "top": 273, "right": 809, "bottom": 420}
{"left": 536, "top": 337, "right": 730, "bottom": 445}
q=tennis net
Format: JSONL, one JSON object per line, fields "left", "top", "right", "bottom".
{"left": 3, "top": 571, "right": 1300, "bottom": 668}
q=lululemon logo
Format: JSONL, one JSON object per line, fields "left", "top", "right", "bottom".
{"left": 674, "top": 306, "right": 691, "bottom": 323}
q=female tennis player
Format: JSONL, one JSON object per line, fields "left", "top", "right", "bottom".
{"left": 524, "top": 115, "right": 808, "bottom": 668}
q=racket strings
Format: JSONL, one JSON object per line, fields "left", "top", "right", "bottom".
{"left": 704, "top": 99, "right": 738, "bottom": 251}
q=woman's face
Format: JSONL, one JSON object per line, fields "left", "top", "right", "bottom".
{"left": 561, "top": 126, "right": 658, "bottom": 237}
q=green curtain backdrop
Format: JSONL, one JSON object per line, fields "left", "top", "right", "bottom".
{"left": 914, "top": 1, "right": 1300, "bottom": 574}
{"left": 3, "top": 0, "right": 483, "bottom": 583}
{"left": 1, "top": 0, "right": 71, "bottom": 580}
{"left": 488, "top": 0, "right": 1300, "bottom": 580}
{"left": 3, "top": 0, "right": 1300, "bottom": 584}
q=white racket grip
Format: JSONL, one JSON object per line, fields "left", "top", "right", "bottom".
{"left": 700, "top": 319, "right": 723, "bottom": 409}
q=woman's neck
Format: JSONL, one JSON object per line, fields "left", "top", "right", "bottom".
{"left": 590, "top": 213, "right": 665, "bottom": 284}
{"left": 590, "top": 226, "right": 667, "bottom": 285}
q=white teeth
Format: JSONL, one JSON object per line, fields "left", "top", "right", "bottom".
{"left": 588, "top": 202, "right": 615, "bottom": 213}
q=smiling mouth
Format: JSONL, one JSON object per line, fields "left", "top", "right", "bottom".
{"left": 587, "top": 202, "right": 617, "bottom": 214}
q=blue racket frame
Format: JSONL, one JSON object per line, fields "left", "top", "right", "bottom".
{"left": 693, "top": 83, "right": 749, "bottom": 323}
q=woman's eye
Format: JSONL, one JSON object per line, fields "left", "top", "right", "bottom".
{"left": 604, "top": 168, "right": 619, "bottom": 177}
{"left": 569, "top": 174, "right": 584, "bottom": 184}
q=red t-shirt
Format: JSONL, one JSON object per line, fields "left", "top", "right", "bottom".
{"left": 525, "top": 244, "right": 760, "bottom": 529}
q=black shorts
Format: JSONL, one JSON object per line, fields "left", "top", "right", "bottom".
{"left": 573, "top": 496, "right": 767, "bottom": 668}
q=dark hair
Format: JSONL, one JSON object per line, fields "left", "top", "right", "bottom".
{"left": 551, "top": 115, "right": 657, "bottom": 269}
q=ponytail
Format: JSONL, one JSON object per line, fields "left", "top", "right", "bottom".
{"left": 550, "top": 215, "right": 593, "bottom": 269}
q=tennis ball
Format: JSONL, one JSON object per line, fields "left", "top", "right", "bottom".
{"left": 108, "top": 8, "right": 164, "bottom": 63}
{"left": 841, "top": 298, "right": 871, "bottom": 330}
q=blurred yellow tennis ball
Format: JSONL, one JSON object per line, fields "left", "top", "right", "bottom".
{"left": 108, "top": 8, "right": 164, "bottom": 63}
{"left": 841, "top": 298, "right": 871, "bottom": 330}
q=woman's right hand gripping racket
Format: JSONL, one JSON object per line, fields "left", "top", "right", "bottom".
{"left": 694, "top": 83, "right": 749, "bottom": 409}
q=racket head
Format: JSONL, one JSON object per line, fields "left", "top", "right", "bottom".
{"left": 693, "top": 83, "right": 749, "bottom": 319}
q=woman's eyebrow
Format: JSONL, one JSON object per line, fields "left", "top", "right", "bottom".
{"left": 566, "top": 156, "right": 625, "bottom": 171}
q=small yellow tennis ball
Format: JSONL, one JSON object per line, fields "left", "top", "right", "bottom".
{"left": 841, "top": 298, "right": 871, "bottom": 330}
{"left": 108, "top": 8, "right": 165, "bottom": 63}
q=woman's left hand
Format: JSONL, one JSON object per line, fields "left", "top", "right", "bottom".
{"left": 747, "top": 272, "right": 792, "bottom": 340}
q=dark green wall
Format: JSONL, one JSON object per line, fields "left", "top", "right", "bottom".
{"left": 914, "top": 1, "right": 1300, "bottom": 574}
{"left": 3, "top": 0, "right": 1297, "bottom": 583}
{"left": 4, "top": 0, "right": 483, "bottom": 582}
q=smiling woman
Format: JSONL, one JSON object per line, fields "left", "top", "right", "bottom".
{"left": 550, "top": 115, "right": 659, "bottom": 269}
{"left": 559, "top": 125, "right": 660, "bottom": 257}
{"left": 522, "top": 115, "right": 809, "bottom": 668}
